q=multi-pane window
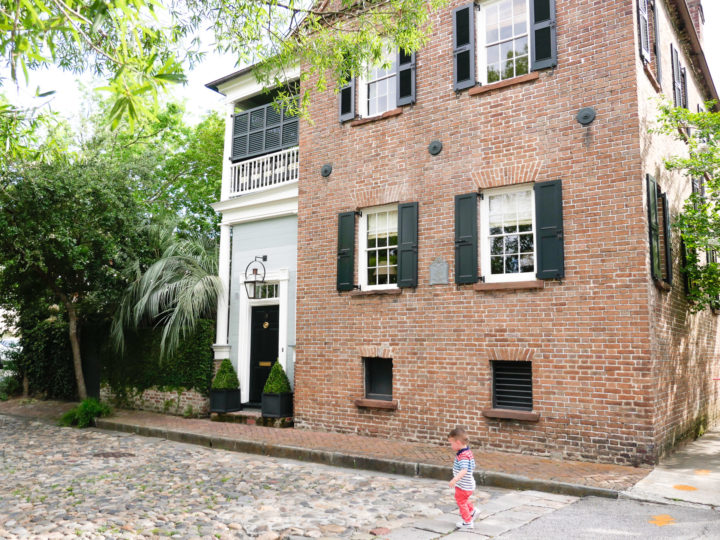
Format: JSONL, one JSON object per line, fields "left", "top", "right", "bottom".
{"left": 360, "top": 205, "right": 399, "bottom": 289}
{"left": 254, "top": 282, "right": 279, "bottom": 299}
{"left": 363, "top": 49, "right": 398, "bottom": 117}
{"left": 480, "top": 0, "right": 529, "bottom": 84}
{"left": 481, "top": 185, "right": 536, "bottom": 282}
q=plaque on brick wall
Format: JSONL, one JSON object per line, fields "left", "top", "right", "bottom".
{"left": 429, "top": 257, "right": 449, "bottom": 285}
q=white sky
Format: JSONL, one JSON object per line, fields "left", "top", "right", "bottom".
{"left": 2, "top": 4, "right": 720, "bottom": 125}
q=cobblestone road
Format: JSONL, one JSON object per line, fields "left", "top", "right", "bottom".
{"left": 0, "top": 415, "right": 582, "bottom": 539}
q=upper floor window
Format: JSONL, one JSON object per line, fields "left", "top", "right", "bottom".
{"left": 480, "top": 0, "right": 529, "bottom": 84}
{"left": 362, "top": 49, "right": 398, "bottom": 117}
{"left": 453, "top": 0, "right": 556, "bottom": 92}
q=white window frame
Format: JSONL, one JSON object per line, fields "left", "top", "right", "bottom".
{"left": 480, "top": 183, "right": 536, "bottom": 283}
{"left": 476, "top": 0, "right": 531, "bottom": 86}
{"left": 357, "top": 47, "right": 398, "bottom": 118}
{"left": 359, "top": 204, "right": 399, "bottom": 291}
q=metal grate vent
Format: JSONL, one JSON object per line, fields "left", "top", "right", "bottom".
{"left": 492, "top": 361, "right": 532, "bottom": 411}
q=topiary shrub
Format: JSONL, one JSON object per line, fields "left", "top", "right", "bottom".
{"left": 263, "top": 361, "right": 291, "bottom": 394}
{"left": 212, "top": 359, "right": 239, "bottom": 390}
{"left": 59, "top": 398, "right": 112, "bottom": 428}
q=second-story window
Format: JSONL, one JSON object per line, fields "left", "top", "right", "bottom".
{"left": 361, "top": 48, "right": 398, "bottom": 118}
{"left": 480, "top": 0, "right": 529, "bottom": 84}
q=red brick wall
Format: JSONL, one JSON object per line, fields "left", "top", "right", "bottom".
{"left": 293, "top": 0, "right": 717, "bottom": 465}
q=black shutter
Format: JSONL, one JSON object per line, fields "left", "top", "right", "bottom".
{"left": 339, "top": 78, "right": 355, "bottom": 122}
{"left": 530, "top": 0, "right": 557, "bottom": 71}
{"left": 337, "top": 212, "right": 356, "bottom": 291}
{"left": 681, "top": 67, "right": 688, "bottom": 109}
{"left": 680, "top": 238, "right": 691, "bottom": 295}
{"left": 453, "top": 3, "right": 475, "bottom": 91}
{"left": 652, "top": 0, "right": 661, "bottom": 83}
{"left": 397, "top": 202, "right": 418, "bottom": 288}
{"left": 534, "top": 180, "right": 564, "bottom": 279}
{"left": 660, "top": 192, "right": 673, "bottom": 285}
{"left": 647, "top": 174, "right": 661, "bottom": 281}
{"left": 454, "top": 193, "right": 478, "bottom": 284}
{"left": 671, "top": 45, "right": 683, "bottom": 107}
{"left": 231, "top": 112, "right": 249, "bottom": 161}
{"left": 638, "top": 0, "right": 651, "bottom": 62}
{"left": 397, "top": 50, "right": 416, "bottom": 106}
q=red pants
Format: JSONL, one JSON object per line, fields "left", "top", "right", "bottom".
{"left": 454, "top": 487, "right": 474, "bottom": 523}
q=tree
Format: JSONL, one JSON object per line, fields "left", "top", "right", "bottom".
{"left": 655, "top": 101, "right": 720, "bottom": 311}
{"left": 0, "top": 155, "right": 147, "bottom": 399}
{"left": 1, "top": 0, "right": 445, "bottom": 162}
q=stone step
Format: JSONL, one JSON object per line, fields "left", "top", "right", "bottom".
{"left": 210, "top": 408, "right": 293, "bottom": 428}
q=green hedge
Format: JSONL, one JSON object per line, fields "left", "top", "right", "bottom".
{"left": 17, "top": 319, "right": 77, "bottom": 400}
{"left": 102, "top": 319, "right": 215, "bottom": 397}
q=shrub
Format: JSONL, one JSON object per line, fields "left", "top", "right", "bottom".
{"left": 211, "top": 359, "right": 239, "bottom": 390}
{"left": 263, "top": 362, "right": 291, "bottom": 394}
{"left": 59, "top": 398, "right": 112, "bottom": 428}
{"left": 0, "top": 375, "right": 21, "bottom": 401}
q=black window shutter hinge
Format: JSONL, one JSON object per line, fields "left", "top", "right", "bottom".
{"left": 479, "top": 276, "right": 485, "bottom": 282}
{"left": 477, "top": 191, "right": 484, "bottom": 200}
{"left": 355, "top": 210, "right": 362, "bottom": 217}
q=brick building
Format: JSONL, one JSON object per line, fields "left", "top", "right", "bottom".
{"left": 288, "top": 0, "right": 720, "bottom": 466}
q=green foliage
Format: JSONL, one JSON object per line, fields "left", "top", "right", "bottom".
{"left": 0, "top": 374, "right": 21, "bottom": 401}
{"left": 103, "top": 319, "right": 215, "bottom": 397}
{"left": 59, "top": 398, "right": 112, "bottom": 428}
{"left": 262, "top": 362, "right": 291, "bottom": 394}
{"left": 212, "top": 359, "right": 240, "bottom": 391}
{"left": 16, "top": 319, "right": 76, "bottom": 400}
{"left": 655, "top": 100, "right": 720, "bottom": 311}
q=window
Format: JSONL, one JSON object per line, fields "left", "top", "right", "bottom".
{"left": 360, "top": 205, "right": 399, "bottom": 289}
{"left": 480, "top": 185, "right": 536, "bottom": 282}
{"left": 365, "top": 357, "right": 393, "bottom": 401}
{"left": 492, "top": 361, "right": 532, "bottom": 411}
{"left": 358, "top": 48, "right": 398, "bottom": 118}
{"left": 254, "top": 282, "right": 279, "bottom": 299}
{"left": 452, "top": 0, "right": 556, "bottom": 90}
{"left": 647, "top": 174, "right": 672, "bottom": 286}
{"left": 479, "top": 0, "right": 529, "bottom": 84}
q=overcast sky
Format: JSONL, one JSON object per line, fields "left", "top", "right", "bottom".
{"left": 3, "top": 4, "right": 720, "bottom": 125}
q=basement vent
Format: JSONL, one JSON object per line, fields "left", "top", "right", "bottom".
{"left": 492, "top": 361, "right": 533, "bottom": 411}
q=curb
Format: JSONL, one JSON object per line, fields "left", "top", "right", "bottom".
{"left": 95, "top": 419, "right": 620, "bottom": 500}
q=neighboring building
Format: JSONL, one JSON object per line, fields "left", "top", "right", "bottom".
{"left": 209, "top": 0, "right": 719, "bottom": 465}
{"left": 206, "top": 67, "right": 300, "bottom": 406}
{"left": 290, "top": 0, "right": 720, "bottom": 465}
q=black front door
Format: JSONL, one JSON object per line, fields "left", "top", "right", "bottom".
{"left": 249, "top": 305, "right": 280, "bottom": 403}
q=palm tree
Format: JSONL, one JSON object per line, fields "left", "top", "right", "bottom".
{"left": 112, "top": 230, "right": 222, "bottom": 359}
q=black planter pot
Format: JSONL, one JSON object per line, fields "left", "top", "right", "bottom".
{"left": 210, "top": 389, "right": 242, "bottom": 413}
{"left": 261, "top": 392, "right": 293, "bottom": 418}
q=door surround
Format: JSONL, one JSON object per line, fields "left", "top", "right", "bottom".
{"left": 237, "top": 268, "right": 289, "bottom": 404}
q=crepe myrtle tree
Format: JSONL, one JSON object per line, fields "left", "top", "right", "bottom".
{"left": 655, "top": 100, "right": 720, "bottom": 311}
{"left": 0, "top": 155, "right": 146, "bottom": 399}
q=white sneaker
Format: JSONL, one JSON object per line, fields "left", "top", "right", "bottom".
{"left": 456, "top": 521, "right": 474, "bottom": 529}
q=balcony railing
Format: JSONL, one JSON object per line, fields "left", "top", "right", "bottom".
{"left": 228, "top": 146, "right": 299, "bottom": 197}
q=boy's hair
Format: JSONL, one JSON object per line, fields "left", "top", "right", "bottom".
{"left": 448, "top": 427, "right": 469, "bottom": 443}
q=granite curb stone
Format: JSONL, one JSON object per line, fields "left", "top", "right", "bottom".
{"left": 95, "top": 418, "right": 620, "bottom": 499}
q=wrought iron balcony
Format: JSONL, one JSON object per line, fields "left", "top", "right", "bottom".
{"left": 228, "top": 146, "right": 298, "bottom": 197}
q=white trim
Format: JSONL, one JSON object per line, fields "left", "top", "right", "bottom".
{"left": 214, "top": 224, "right": 232, "bottom": 355}
{"left": 479, "top": 183, "right": 536, "bottom": 283}
{"left": 212, "top": 181, "right": 298, "bottom": 226}
{"left": 237, "top": 269, "right": 290, "bottom": 402}
{"left": 359, "top": 204, "right": 399, "bottom": 291}
{"left": 215, "top": 65, "right": 300, "bottom": 104}
{"left": 475, "top": 0, "right": 530, "bottom": 86}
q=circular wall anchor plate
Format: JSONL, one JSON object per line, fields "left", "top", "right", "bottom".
{"left": 428, "top": 140, "right": 443, "bottom": 155}
{"left": 320, "top": 164, "right": 333, "bottom": 177}
{"left": 576, "top": 107, "right": 596, "bottom": 126}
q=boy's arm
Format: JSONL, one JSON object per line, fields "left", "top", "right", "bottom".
{"left": 448, "top": 468, "right": 467, "bottom": 487}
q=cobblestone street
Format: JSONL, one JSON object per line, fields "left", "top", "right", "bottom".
{"left": 0, "top": 415, "right": 526, "bottom": 539}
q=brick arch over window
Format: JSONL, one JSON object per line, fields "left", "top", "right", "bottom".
{"left": 358, "top": 345, "right": 394, "bottom": 359}
{"left": 353, "top": 184, "right": 412, "bottom": 209}
{"left": 472, "top": 160, "right": 543, "bottom": 189}
{"left": 488, "top": 347, "right": 535, "bottom": 362}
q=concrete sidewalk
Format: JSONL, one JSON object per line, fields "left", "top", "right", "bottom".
{"left": 0, "top": 398, "right": 649, "bottom": 499}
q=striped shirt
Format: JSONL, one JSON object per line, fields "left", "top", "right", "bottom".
{"left": 452, "top": 447, "right": 476, "bottom": 491}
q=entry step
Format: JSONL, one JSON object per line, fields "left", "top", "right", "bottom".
{"left": 210, "top": 409, "right": 293, "bottom": 428}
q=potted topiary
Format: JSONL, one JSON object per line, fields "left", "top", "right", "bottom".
{"left": 261, "top": 361, "right": 293, "bottom": 418}
{"left": 210, "top": 359, "right": 242, "bottom": 413}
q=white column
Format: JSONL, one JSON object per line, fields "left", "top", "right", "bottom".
{"left": 220, "top": 101, "right": 235, "bottom": 201}
{"left": 213, "top": 223, "right": 232, "bottom": 359}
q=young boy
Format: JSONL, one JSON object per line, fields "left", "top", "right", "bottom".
{"left": 448, "top": 427, "right": 477, "bottom": 529}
